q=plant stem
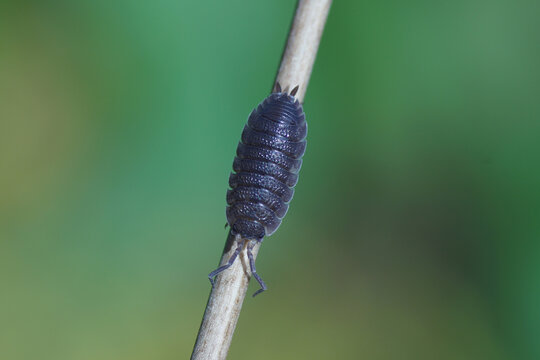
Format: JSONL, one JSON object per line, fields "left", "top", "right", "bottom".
{"left": 275, "top": 0, "right": 332, "bottom": 103}
{"left": 190, "top": 1, "right": 331, "bottom": 359}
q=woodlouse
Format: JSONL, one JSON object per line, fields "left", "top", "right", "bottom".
{"left": 209, "top": 83, "right": 307, "bottom": 296}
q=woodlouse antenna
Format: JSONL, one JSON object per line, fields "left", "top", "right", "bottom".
{"left": 290, "top": 85, "right": 299, "bottom": 97}
{"left": 274, "top": 82, "right": 282, "bottom": 93}
{"left": 248, "top": 240, "right": 267, "bottom": 297}
{"left": 208, "top": 239, "right": 245, "bottom": 287}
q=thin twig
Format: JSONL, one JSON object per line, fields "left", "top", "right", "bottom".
{"left": 190, "top": 1, "right": 331, "bottom": 359}
{"left": 275, "top": 0, "right": 332, "bottom": 103}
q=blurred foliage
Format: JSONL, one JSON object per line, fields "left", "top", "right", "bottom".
{"left": 1, "top": 1, "right": 539, "bottom": 359}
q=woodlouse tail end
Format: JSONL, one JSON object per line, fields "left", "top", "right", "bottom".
{"left": 274, "top": 82, "right": 282, "bottom": 93}
{"left": 290, "top": 85, "right": 299, "bottom": 97}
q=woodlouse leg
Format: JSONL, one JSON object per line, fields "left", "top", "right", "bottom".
{"left": 208, "top": 239, "right": 245, "bottom": 287}
{"left": 248, "top": 240, "right": 267, "bottom": 297}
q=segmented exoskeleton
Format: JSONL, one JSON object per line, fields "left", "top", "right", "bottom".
{"left": 209, "top": 83, "right": 307, "bottom": 296}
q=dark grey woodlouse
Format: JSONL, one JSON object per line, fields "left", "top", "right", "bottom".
{"left": 209, "top": 83, "right": 307, "bottom": 296}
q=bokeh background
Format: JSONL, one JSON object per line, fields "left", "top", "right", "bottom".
{"left": 1, "top": 1, "right": 539, "bottom": 359}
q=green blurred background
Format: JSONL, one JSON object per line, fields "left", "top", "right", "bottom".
{"left": 1, "top": 1, "right": 539, "bottom": 359}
